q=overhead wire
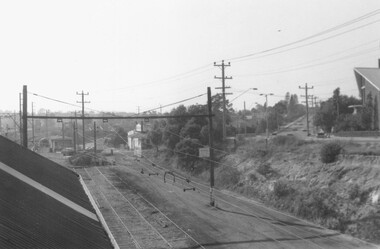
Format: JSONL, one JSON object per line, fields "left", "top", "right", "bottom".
{"left": 234, "top": 39, "right": 380, "bottom": 77}
{"left": 228, "top": 9, "right": 380, "bottom": 62}
{"left": 134, "top": 145, "right": 343, "bottom": 249}
{"left": 94, "top": 64, "right": 213, "bottom": 93}
{"left": 87, "top": 118, "right": 360, "bottom": 248}
{"left": 238, "top": 47, "right": 379, "bottom": 76}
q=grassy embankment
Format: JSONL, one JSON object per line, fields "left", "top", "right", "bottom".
{"left": 153, "top": 136, "right": 380, "bottom": 244}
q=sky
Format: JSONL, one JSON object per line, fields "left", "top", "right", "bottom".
{"left": 1, "top": 0, "right": 380, "bottom": 114}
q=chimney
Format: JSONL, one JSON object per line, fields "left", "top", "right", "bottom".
{"left": 378, "top": 58, "right": 380, "bottom": 68}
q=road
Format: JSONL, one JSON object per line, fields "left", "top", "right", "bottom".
{"left": 74, "top": 154, "right": 378, "bottom": 249}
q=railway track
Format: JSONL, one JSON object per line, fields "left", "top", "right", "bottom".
{"left": 73, "top": 151, "right": 376, "bottom": 249}
{"left": 76, "top": 166, "right": 205, "bottom": 249}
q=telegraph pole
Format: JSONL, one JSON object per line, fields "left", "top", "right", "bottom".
{"left": 244, "top": 101, "right": 247, "bottom": 135}
{"left": 19, "top": 93, "right": 23, "bottom": 145}
{"left": 32, "top": 102, "right": 35, "bottom": 148}
{"left": 77, "top": 91, "right": 90, "bottom": 150}
{"left": 46, "top": 110, "right": 49, "bottom": 138}
{"left": 22, "top": 85, "right": 28, "bottom": 148}
{"left": 207, "top": 87, "right": 215, "bottom": 206}
{"left": 73, "top": 111, "right": 78, "bottom": 153}
{"left": 73, "top": 122, "right": 77, "bottom": 153}
{"left": 260, "top": 93, "right": 273, "bottom": 150}
{"left": 14, "top": 112, "right": 17, "bottom": 142}
{"left": 93, "top": 121, "right": 97, "bottom": 156}
{"left": 299, "top": 83, "right": 314, "bottom": 136}
{"left": 214, "top": 60, "right": 232, "bottom": 141}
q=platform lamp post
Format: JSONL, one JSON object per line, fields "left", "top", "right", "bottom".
{"left": 260, "top": 93, "right": 273, "bottom": 150}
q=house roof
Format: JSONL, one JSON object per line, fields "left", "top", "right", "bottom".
{"left": 354, "top": 67, "right": 380, "bottom": 94}
{"left": 0, "top": 136, "right": 113, "bottom": 248}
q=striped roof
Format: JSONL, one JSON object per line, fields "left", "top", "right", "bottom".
{"left": 0, "top": 136, "right": 113, "bottom": 248}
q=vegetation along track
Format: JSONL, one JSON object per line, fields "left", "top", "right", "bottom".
{"left": 116, "top": 153, "right": 375, "bottom": 249}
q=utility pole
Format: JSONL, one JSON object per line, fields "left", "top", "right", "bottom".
{"left": 137, "top": 106, "right": 140, "bottom": 115}
{"left": 244, "top": 101, "right": 247, "bottom": 135}
{"left": 73, "top": 111, "right": 78, "bottom": 153}
{"left": 260, "top": 93, "right": 273, "bottom": 150}
{"left": 19, "top": 93, "right": 23, "bottom": 145}
{"left": 73, "top": 122, "right": 77, "bottom": 153}
{"left": 46, "top": 110, "right": 49, "bottom": 138}
{"left": 77, "top": 91, "right": 90, "bottom": 150}
{"left": 14, "top": 111, "right": 17, "bottom": 142}
{"left": 61, "top": 121, "right": 65, "bottom": 141}
{"left": 214, "top": 60, "right": 232, "bottom": 141}
{"left": 299, "top": 83, "right": 314, "bottom": 136}
{"left": 94, "top": 121, "right": 97, "bottom": 156}
{"left": 22, "top": 85, "right": 28, "bottom": 148}
{"left": 32, "top": 102, "right": 35, "bottom": 148}
{"left": 207, "top": 87, "right": 215, "bottom": 206}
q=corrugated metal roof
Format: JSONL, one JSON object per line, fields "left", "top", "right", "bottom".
{"left": 354, "top": 67, "right": 380, "bottom": 91}
{"left": 0, "top": 136, "right": 114, "bottom": 249}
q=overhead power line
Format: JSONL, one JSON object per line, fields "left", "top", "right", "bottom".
{"left": 137, "top": 93, "right": 207, "bottom": 115}
{"left": 238, "top": 46, "right": 379, "bottom": 77}
{"left": 228, "top": 9, "right": 380, "bottom": 62}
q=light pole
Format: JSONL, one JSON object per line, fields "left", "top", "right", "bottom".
{"left": 260, "top": 93, "right": 274, "bottom": 150}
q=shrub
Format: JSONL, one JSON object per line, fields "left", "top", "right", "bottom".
{"left": 216, "top": 166, "right": 241, "bottom": 188}
{"left": 320, "top": 142, "right": 342, "bottom": 163}
{"left": 348, "top": 184, "right": 360, "bottom": 200}
{"left": 257, "top": 163, "right": 272, "bottom": 176}
{"left": 272, "top": 135, "right": 297, "bottom": 146}
{"left": 273, "top": 180, "right": 295, "bottom": 198}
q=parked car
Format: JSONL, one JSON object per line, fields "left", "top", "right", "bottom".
{"left": 62, "top": 147, "right": 75, "bottom": 156}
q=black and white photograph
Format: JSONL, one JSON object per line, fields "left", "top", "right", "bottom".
{"left": 1, "top": 1, "right": 380, "bottom": 248}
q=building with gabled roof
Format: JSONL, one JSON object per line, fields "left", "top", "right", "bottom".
{"left": 354, "top": 61, "right": 380, "bottom": 130}
{"left": 0, "top": 135, "right": 115, "bottom": 248}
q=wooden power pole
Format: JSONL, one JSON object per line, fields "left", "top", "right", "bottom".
{"left": 299, "top": 83, "right": 314, "bottom": 136}
{"left": 207, "top": 87, "right": 215, "bottom": 206}
{"left": 77, "top": 91, "right": 90, "bottom": 150}
{"left": 214, "top": 60, "right": 232, "bottom": 141}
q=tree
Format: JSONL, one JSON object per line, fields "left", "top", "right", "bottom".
{"left": 361, "top": 92, "right": 373, "bottom": 130}
{"left": 175, "top": 137, "right": 203, "bottom": 171}
{"left": 332, "top": 87, "right": 341, "bottom": 119}
{"left": 110, "top": 127, "right": 128, "bottom": 147}
{"left": 147, "top": 120, "right": 163, "bottom": 152}
{"left": 374, "top": 96, "right": 379, "bottom": 130}
{"left": 180, "top": 118, "right": 202, "bottom": 139}
{"left": 211, "top": 94, "right": 233, "bottom": 141}
{"left": 162, "top": 124, "right": 180, "bottom": 150}
{"left": 187, "top": 104, "right": 207, "bottom": 127}
{"left": 314, "top": 100, "right": 335, "bottom": 133}
{"left": 287, "top": 94, "right": 305, "bottom": 121}
{"left": 168, "top": 105, "right": 189, "bottom": 127}
{"left": 285, "top": 92, "right": 291, "bottom": 105}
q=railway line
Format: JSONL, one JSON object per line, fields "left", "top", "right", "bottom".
{"left": 76, "top": 166, "right": 205, "bottom": 249}
{"left": 115, "top": 152, "right": 375, "bottom": 249}
{"left": 72, "top": 148, "right": 376, "bottom": 249}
